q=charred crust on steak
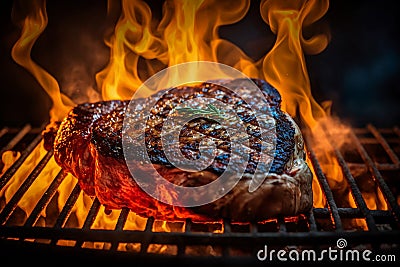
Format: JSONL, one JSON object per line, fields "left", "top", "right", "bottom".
{"left": 42, "top": 121, "right": 61, "bottom": 151}
{"left": 90, "top": 78, "right": 295, "bottom": 175}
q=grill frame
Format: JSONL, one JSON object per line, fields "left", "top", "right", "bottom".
{"left": 0, "top": 123, "right": 399, "bottom": 265}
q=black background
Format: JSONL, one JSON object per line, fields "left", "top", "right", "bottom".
{"left": 0, "top": 0, "right": 399, "bottom": 128}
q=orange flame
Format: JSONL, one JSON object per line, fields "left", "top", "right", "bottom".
{"left": 3, "top": 0, "right": 389, "bottom": 237}
{"left": 10, "top": 0, "right": 74, "bottom": 122}
{"left": 95, "top": 0, "right": 165, "bottom": 100}
{"left": 260, "top": 0, "right": 330, "bottom": 128}
{"left": 0, "top": 151, "right": 20, "bottom": 176}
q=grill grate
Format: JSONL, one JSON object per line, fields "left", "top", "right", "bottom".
{"left": 0, "top": 123, "right": 399, "bottom": 264}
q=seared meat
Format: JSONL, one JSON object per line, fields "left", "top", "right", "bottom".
{"left": 43, "top": 78, "right": 313, "bottom": 222}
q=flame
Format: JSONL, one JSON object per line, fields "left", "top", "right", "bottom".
{"left": 0, "top": 151, "right": 20, "bottom": 176}
{"left": 96, "top": 0, "right": 256, "bottom": 100}
{"left": 95, "top": 0, "right": 163, "bottom": 100}
{"left": 10, "top": 0, "right": 74, "bottom": 122}
{"left": 260, "top": 0, "right": 330, "bottom": 127}
{"left": 1, "top": 142, "right": 46, "bottom": 213}
{"left": 260, "top": 0, "right": 387, "bottom": 230}
{"left": 2, "top": 0, "right": 389, "bottom": 241}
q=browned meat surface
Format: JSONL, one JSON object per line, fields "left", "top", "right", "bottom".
{"left": 43, "top": 78, "right": 313, "bottom": 222}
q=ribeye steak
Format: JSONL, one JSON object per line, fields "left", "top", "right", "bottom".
{"left": 43, "top": 78, "right": 313, "bottom": 222}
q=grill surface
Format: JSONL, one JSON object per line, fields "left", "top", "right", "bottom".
{"left": 0, "top": 123, "right": 399, "bottom": 265}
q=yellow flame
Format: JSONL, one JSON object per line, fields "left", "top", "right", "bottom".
{"left": 260, "top": 0, "right": 330, "bottom": 128}
{"left": 96, "top": 0, "right": 165, "bottom": 100}
{"left": 19, "top": 148, "right": 60, "bottom": 218}
{"left": 306, "top": 155, "right": 326, "bottom": 208}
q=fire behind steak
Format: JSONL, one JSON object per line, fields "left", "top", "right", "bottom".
{"left": 43, "top": 78, "right": 313, "bottom": 222}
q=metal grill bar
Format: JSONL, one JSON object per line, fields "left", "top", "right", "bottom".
{"left": 394, "top": 126, "right": 400, "bottom": 138}
{"left": 110, "top": 207, "right": 130, "bottom": 251}
{"left": 0, "top": 131, "right": 43, "bottom": 191}
{"left": 50, "top": 183, "right": 82, "bottom": 246}
{"left": 304, "top": 135, "right": 343, "bottom": 231}
{"left": 222, "top": 220, "right": 231, "bottom": 256}
{"left": 313, "top": 208, "right": 395, "bottom": 220}
{"left": 350, "top": 129, "right": 400, "bottom": 221}
{"left": 367, "top": 124, "right": 400, "bottom": 166}
{"left": 75, "top": 198, "right": 101, "bottom": 248}
{"left": 307, "top": 211, "right": 318, "bottom": 231}
{"left": 277, "top": 216, "right": 286, "bottom": 232}
{"left": 0, "top": 150, "right": 53, "bottom": 225}
{"left": 0, "top": 124, "right": 31, "bottom": 156}
{"left": 23, "top": 170, "right": 66, "bottom": 227}
{"left": 322, "top": 126, "right": 378, "bottom": 231}
{"left": 0, "top": 127, "right": 8, "bottom": 139}
{"left": 177, "top": 218, "right": 191, "bottom": 256}
{"left": 140, "top": 216, "right": 155, "bottom": 254}
{"left": 53, "top": 183, "right": 82, "bottom": 229}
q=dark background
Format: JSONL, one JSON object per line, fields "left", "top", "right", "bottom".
{"left": 0, "top": 0, "right": 399, "bottom": 128}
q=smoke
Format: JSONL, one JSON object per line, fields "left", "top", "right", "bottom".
{"left": 42, "top": 1, "right": 110, "bottom": 104}
{"left": 59, "top": 33, "right": 106, "bottom": 104}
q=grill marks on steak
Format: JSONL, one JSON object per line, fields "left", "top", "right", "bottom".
{"left": 92, "top": 78, "right": 295, "bottom": 176}
{"left": 43, "top": 78, "right": 312, "bottom": 222}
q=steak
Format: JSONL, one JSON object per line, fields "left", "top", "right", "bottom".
{"left": 43, "top": 78, "right": 313, "bottom": 222}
